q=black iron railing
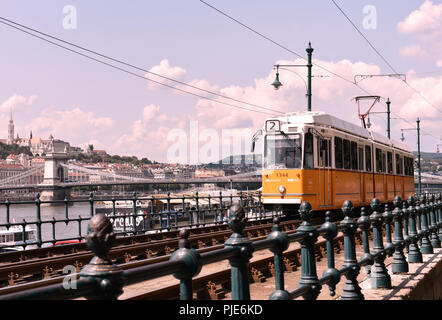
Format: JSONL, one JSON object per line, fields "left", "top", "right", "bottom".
{"left": 0, "top": 192, "right": 440, "bottom": 300}
{"left": 0, "top": 191, "right": 267, "bottom": 251}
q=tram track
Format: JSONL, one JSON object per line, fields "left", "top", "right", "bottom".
{"left": 0, "top": 215, "right": 334, "bottom": 288}
{"left": 119, "top": 231, "right": 353, "bottom": 300}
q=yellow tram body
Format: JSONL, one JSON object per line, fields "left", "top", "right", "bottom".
{"left": 255, "top": 111, "right": 414, "bottom": 213}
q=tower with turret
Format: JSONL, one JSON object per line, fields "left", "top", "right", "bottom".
{"left": 7, "top": 108, "right": 14, "bottom": 145}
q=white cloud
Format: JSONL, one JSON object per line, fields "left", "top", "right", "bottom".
{"left": 112, "top": 54, "right": 442, "bottom": 161}
{"left": 399, "top": 44, "right": 426, "bottom": 57}
{"left": 146, "top": 59, "right": 187, "bottom": 90}
{"left": 397, "top": 1, "right": 442, "bottom": 64}
{"left": 27, "top": 107, "right": 115, "bottom": 144}
{"left": 397, "top": 1, "right": 442, "bottom": 38}
{"left": 0, "top": 94, "right": 37, "bottom": 113}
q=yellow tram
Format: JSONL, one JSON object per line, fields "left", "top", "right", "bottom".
{"left": 252, "top": 111, "right": 414, "bottom": 215}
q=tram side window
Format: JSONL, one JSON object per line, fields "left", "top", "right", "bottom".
{"left": 358, "top": 147, "right": 363, "bottom": 171}
{"left": 404, "top": 156, "right": 414, "bottom": 176}
{"left": 343, "top": 139, "right": 351, "bottom": 170}
{"left": 317, "top": 138, "right": 331, "bottom": 167}
{"left": 382, "top": 152, "right": 386, "bottom": 173}
{"left": 387, "top": 152, "right": 393, "bottom": 174}
{"left": 351, "top": 141, "right": 358, "bottom": 170}
{"left": 375, "top": 148, "right": 383, "bottom": 173}
{"left": 404, "top": 157, "right": 409, "bottom": 176}
{"left": 396, "top": 154, "right": 403, "bottom": 175}
{"left": 365, "top": 145, "right": 372, "bottom": 172}
{"left": 334, "top": 137, "right": 343, "bottom": 169}
{"left": 303, "top": 132, "right": 314, "bottom": 169}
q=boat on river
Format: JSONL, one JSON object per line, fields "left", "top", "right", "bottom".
{"left": 0, "top": 225, "right": 37, "bottom": 252}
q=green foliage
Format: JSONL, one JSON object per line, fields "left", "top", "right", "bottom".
{"left": 68, "top": 152, "right": 153, "bottom": 166}
{"left": 0, "top": 142, "right": 33, "bottom": 158}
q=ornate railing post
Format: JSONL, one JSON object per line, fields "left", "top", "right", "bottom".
{"left": 267, "top": 217, "right": 289, "bottom": 300}
{"left": 320, "top": 211, "right": 340, "bottom": 297}
{"left": 402, "top": 201, "right": 410, "bottom": 253}
{"left": 89, "top": 192, "right": 94, "bottom": 217}
{"left": 392, "top": 196, "right": 408, "bottom": 273}
{"left": 407, "top": 196, "right": 423, "bottom": 263}
{"left": 357, "top": 207, "right": 374, "bottom": 278}
{"left": 383, "top": 204, "right": 395, "bottom": 256}
{"left": 419, "top": 195, "right": 433, "bottom": 254}
{"left": 35, "top": 193, "right": 42, "bottom": 248}
{"left": 170, "top": 229, "right": 202, "bottom": 300}
{"left": 437, "top": 194, "right": 442, "bottom": 242}
{"left": 225, "top": 204, "right": 253, "bottom": 300}
{"left": 340, "top": 200, "right": 363, "bottom": 300}
{"left": 428, "top": 194, "right": 441, "bottom": 248}
{"left": 79, "top": 213, "right": 124, "bottom": 300}
{"left": 296, "top": 201, "right": 320, "bottom": 300}
{"left": 369, "top": 198, "right": 391, "bottom": 289}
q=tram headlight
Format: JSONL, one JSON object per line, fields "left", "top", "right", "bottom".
{"left": 278, "top": 185, "right": 286, "bottom": 193}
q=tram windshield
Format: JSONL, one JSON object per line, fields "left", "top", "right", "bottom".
{"left": 264, "top": 134, "right": 302, "bottom": 169}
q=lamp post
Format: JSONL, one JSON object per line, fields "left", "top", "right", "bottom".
{"left": 400, "top": 118, "right": 421, "bottom": 193}
{"left": 271, "top": 42, "right": 313, "bottom": 112}
{"left": 365, "top": 98, "right": 391, "bottom": 139}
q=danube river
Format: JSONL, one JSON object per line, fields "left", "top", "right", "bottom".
{"left": 0, "top": 202, "right": 93, "bottom": 248}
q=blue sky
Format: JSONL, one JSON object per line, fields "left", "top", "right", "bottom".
{"left": 0, "top": 0, "right": 441, "bottom": 161}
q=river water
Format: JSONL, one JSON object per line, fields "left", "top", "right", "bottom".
{"left": 0, "top": 198, "right": 273, "bottom": 250}
{"left": 0, "top": 202, "right": 93, "bottom": 248}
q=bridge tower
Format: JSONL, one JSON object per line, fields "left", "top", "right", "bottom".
{"left": 39, "top": 151, "right": 71, "bottom": 202}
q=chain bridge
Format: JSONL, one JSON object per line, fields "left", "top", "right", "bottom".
{"left": 0, "top": 152, "right": 261, "bottom": 198}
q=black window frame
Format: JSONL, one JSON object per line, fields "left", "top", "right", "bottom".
{"left": 351, "top": 141, "right": 358, "bottom": 170}
{"left": 387, "top": 151, "right": 393, "bottom": 174}
{"left": 343, "top": 139, "right": 351, "bottom": 170}
{"left": 375, "top": 148, "right": 383, "bottom": 173}
{"left": 365, "top": 145, "right": 372, "bottom": 172}
{"left": 334, "top": 137, "right": 343, "bottom": 169}
{"left": 303, "top": 132, "right": 314, "bottom": 169}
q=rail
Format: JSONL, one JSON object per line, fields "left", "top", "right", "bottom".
{"left": 0, "top": 192, "right": 440, "bottom": 300}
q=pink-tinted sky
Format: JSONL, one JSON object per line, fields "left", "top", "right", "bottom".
{"left": 0, "top": 0, "right": 441, "bottom": 163}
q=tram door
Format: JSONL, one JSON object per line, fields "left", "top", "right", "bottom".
{"left": 318, "top": 138, "right": 332, "bottom": 207}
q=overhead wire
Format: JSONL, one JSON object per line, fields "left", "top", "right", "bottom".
{"left": 199, "top": 0, "right": 441, "bottom": 146}
{"left": 329, "top": 0, "right": 442, "bottom": 115}
{"left": 198, "top": 0, "right": 377, "bottom": 98}
{"left": 0, "top": 16, "right": 284, "bottom": 116}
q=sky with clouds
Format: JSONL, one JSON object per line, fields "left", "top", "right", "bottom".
{"left": 0, "top": 0, "right": 441, "bottom": 163}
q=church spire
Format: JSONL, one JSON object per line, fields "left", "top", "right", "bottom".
{"left": 7, "top": 107, "right": 14, "bottom": 145}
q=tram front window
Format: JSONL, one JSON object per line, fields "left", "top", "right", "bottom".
{"left": 264, "top": 134, "right": 302, "bottom": 169}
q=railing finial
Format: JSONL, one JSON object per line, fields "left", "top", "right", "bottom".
{"left": 79, "top": 213, "right": 124, "bottom": 299}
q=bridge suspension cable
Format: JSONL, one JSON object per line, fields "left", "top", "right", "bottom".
{"left": 0, "top": 165, "right": 44, "bottom": 187}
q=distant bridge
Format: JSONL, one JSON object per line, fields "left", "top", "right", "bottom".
{"left": 0, "top": 152, "right": 441, "bottom": 192}
{"left": 0, "top": 154, "right": 261, "bottom": 191}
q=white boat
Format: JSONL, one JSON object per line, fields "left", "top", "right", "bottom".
{"left": 0, "top": 225, "right": 37, "bottom": 252}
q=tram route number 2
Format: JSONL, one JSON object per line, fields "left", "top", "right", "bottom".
{"left": 266, "top": 120, "right": 280, "bottom": 131}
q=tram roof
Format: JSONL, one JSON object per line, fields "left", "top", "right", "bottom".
{"left": 272, "top": 111, "right": 412, "bottom": 153}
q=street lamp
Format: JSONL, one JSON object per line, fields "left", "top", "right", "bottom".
{"left": 365, "top": 98, "right": 392, "bottom": 139}
{"left": 400, "top": 118, "right": 422, "bottom": 193}
{"left": 271, "top": 42, "right": 314, "bottom": 112}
